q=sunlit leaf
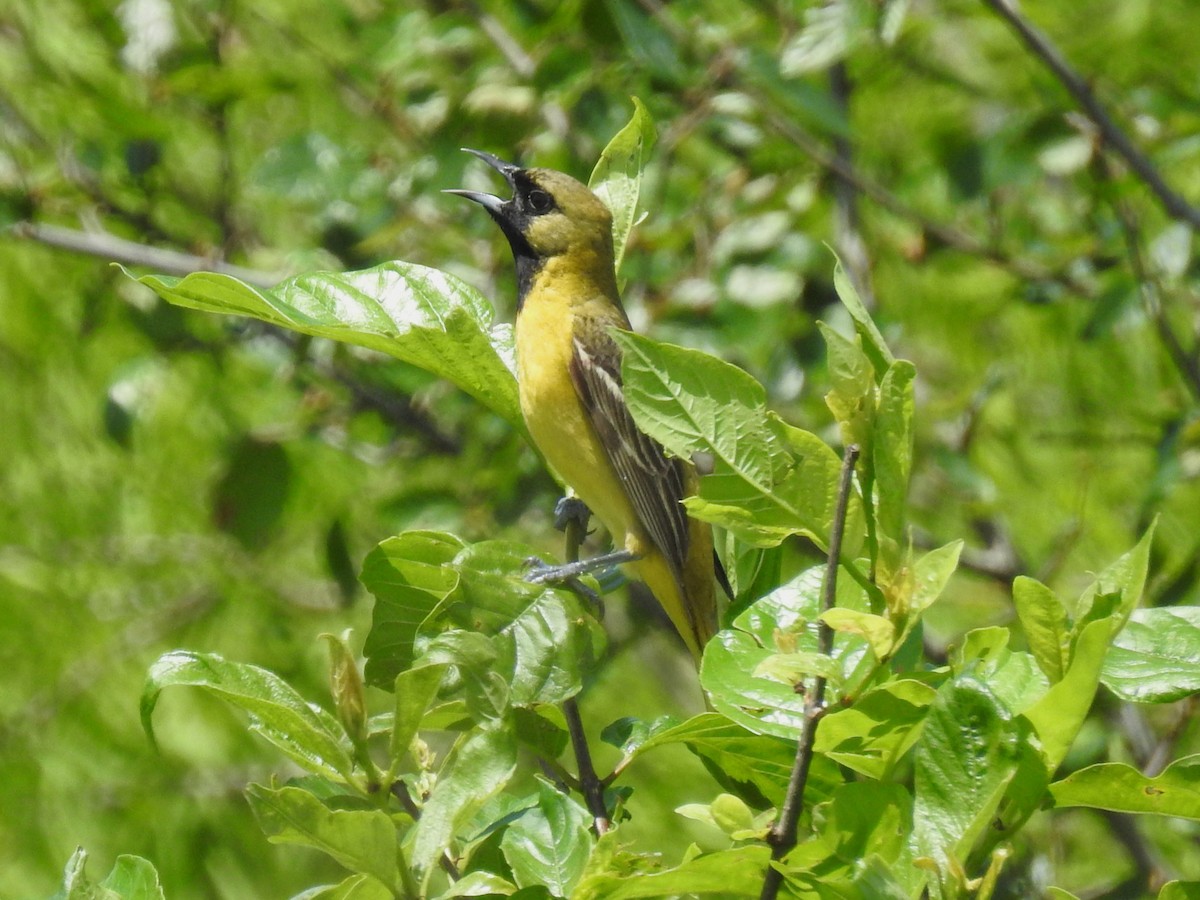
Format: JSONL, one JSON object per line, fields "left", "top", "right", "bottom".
{"left": 1051, "top": 754, "right": 1200, "bottom": 820}
{"left": 126, "top": 262, "right": 521, "bottom": 426}
{"left": 141, "top": 651, "right": 354, "bottom": 781}
{"left": 1101, "top": 606, "right": 1200, "bottom": 703}
{"left": 589, "top": 97, "right": 657, "bottom": 271}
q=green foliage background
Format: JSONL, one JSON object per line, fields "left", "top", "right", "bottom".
{"left": 3, "top": 0, "right": 1199, "bottom": 897}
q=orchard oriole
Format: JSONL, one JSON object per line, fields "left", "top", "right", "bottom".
{"left": 450, "top": 150, "right": 718, "bottom": 662}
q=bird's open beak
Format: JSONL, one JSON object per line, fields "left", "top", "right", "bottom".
{"left": 444, "top": 148, "right": 520, "bottom": 213}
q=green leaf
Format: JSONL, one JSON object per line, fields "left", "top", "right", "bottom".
{"left": 833, "top": 256, "right": 895, "bottom": 373}
{"left": 427, "top": 540, "right": 607, "bottom": 707}
{"left": 819, "top": 321, "right": 876, "bottom": 450}
{"left": 635, "top": 712, "right": 801, "bottom": 806}
{"left": 814, "top": 679, "right": 937, "bottom": 780}
{"left": 909, "top": 540, "right": 963, "bottom": 616}
{"left": 780, "top": 0, "right": 872, "bottom": 75}
{"left": 819, "top": 782, "right": 914, "bottom": 872}
{"left": 435, "top": 871, "right": 518, "bottom": 898}
{"left": 141, "top": 650, "right": 354, "bottom": 781}
{"left": 589, "top": 97, "right": 656, "bottom": 271}
{"left": 873, "top": 360, "right": 915, "bottom": 559}
{"left": 1101, "top": 606, "right": 1200, "bottom": 703}
{"left": 912, "top": 679, "right": 1033, "bottom": 886}
{"left": 500, "top": 780, "right": 593, "bottom": 896}
{"left": 573, "top": 841, "right": 770, "bottom": 899}
{"left": 1160, "top": 883, "right": 1200, "bottom": 900}
{"left": 126, "top": 261, "right": 521, "bottom": 427}
{"left": 309, "top": 874, "right": 394, "bottom": 900}
{"left": 391, "top": 663, "right": 450, "bottom": 763}
{"left": 98, "top": 856, "right": 165, "bottom": 900}
{"left": 1022, "top": 619, "right": 1111, "bottom": 772}
{"left": 412, "top": 726, "right": 518, "bottom": 887}
{"left": 820, "top": 608, "right": 895, "bottom": 660}
{"left": 246, "top": 784, "right": 400, "bottom": 890}
{"left": 1051, "top": 754, "right": 1200, "bottom": 820}
{"left": 1013, "top": 576, "right": 1071, "bottom": 683}
{"left": 1074, "top": 520, "right": 1156, "bottom": 634}
{"left": 616, "top": 330, "right": 862, "bottom": 551}
{"left": 362, "top": 531, "right": 464, "bottom": 688}
{"left": 702, "top": 565, "right": 870, "bottom": 738}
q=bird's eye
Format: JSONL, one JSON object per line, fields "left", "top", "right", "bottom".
{"left": 526, "top": 189, "right": 553, "bottom": 214}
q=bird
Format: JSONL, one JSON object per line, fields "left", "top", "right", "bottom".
{"left": 448, "top": 149, "right": 719, "bottom": 663}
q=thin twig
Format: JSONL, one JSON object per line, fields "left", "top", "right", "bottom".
{"left": 8, "top": 221, "right": 282, "bottom": 288}
{"left": 560, "top": 506, "right": 611, "bottom": 835}
{"left": 760, "top": 444, "right": 860, "bottom": 900}
{"left": 1092, "top": 155, "right": 1200, "bottom": 400}
{"left": 981, "top": 0, "right": 1200, "bottom": 231}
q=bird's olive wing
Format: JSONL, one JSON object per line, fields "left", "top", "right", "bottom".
{"left": 569, "top": 330, "right": 690, "bottom": 577}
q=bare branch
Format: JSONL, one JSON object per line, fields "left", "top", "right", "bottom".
{"left": 9, "top": 221, "right": 283, "bottom": 288}
{"left": 982, "top": 0, "right": 1200, "bottom": 231}
{"left": 760, "top": 444, "right": 860, "bottom": 900}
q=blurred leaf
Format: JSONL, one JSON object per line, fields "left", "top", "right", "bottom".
{"left": 589, "top": 97, "right": 656, "bottom": 271}
{"left": 362, "top": 532, "right": 464, "bottom": 688}
{"left": 780, "top": 0, "right": 871, "bottom": 75}
{"left": 126, "top": 262, "right": 521, "bottom": 427}
{"left": 500, "top": 780, "right": 593, "bottom": 895}
{"left": 1150, "top": 223, "right": 1193, "bottom": 283}
{"left": 211, "top": 436, "right": 291, "bottom": 550}
{"left": 246, "top": 785, "right": 400, "bottom": 890}
{"left": 600, "top": 0, "right": 686, "bottom": 85}
{"left": 1050, "top": 754, "right": 1200, "bottom": 820}
{"left": 1013, "top": 576, "right": 1071, "bottom": 683}
{"left": 814, "top": 679, "right": 937, "bottom": 779}
{"left": 1100, "top": 606, "right": 1200, "bottom": 703}
{"left": 412, "top": 726, "right": 518, "bottom": 887}
{"left": 141, "top": 650, "right": 354, "bottom": 781}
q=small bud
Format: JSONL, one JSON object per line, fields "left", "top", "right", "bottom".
{"left": 321, "top": 631, "right": 367, "bottom": 745}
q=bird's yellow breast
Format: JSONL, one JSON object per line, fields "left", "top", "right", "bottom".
{"left": 515, "top": 276, "right": 639, "bottom": 548}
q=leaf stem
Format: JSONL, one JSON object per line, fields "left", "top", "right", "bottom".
{"left": 760, "top": 444, "right": 859, "bottom": 900}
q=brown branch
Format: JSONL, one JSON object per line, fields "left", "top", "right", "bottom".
{"left": 982, "top": 0, "right": 1200, "bottom": 231}
{"left": 760, "top": 444, "right": 860, "bottom": 900}
{"left": 9, "top": 221, "right": 283, "bottom": 288}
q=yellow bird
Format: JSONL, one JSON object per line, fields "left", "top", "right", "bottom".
{"left": 450, "top": 150, "right": 719, "bottom": 662}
